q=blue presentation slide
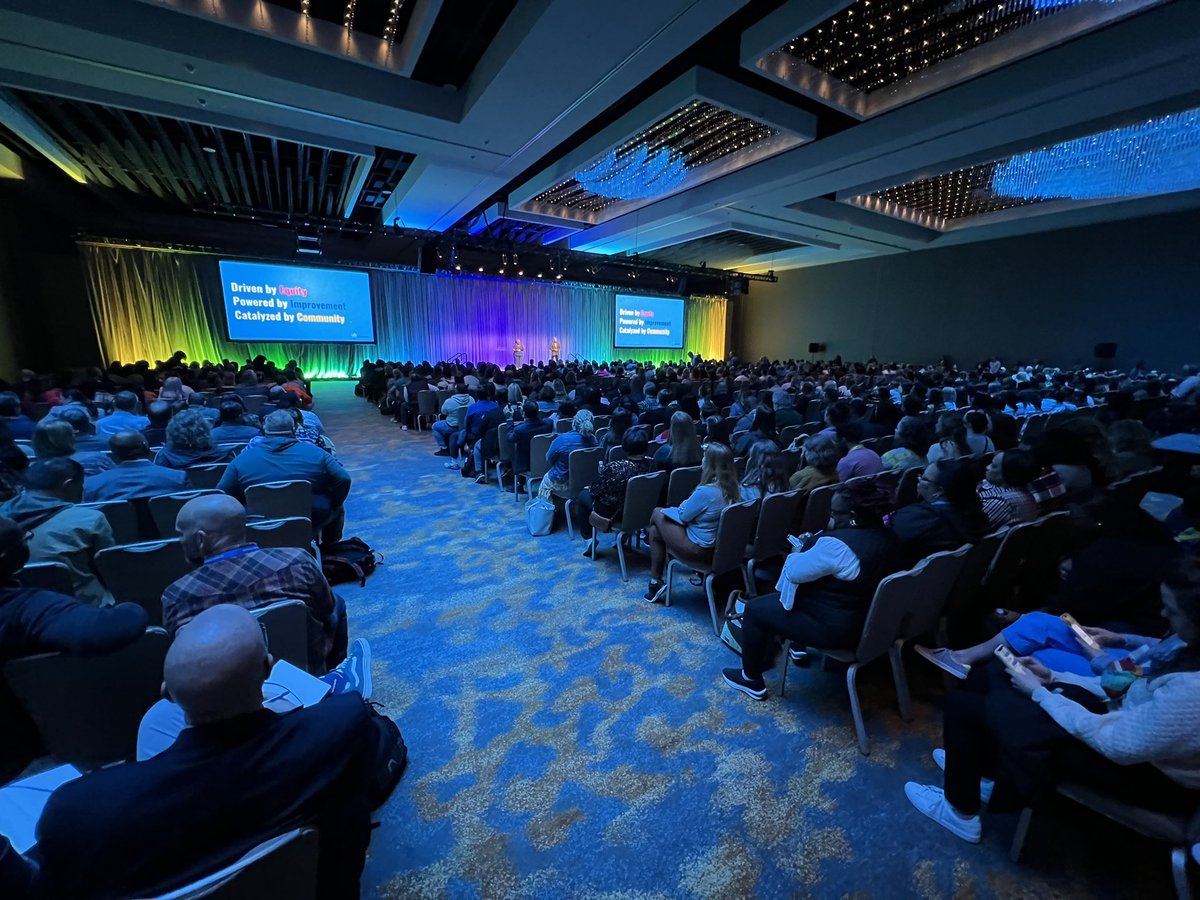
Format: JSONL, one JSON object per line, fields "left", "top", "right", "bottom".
{"left": 614, "top": 294, "right": 685, "bottom": 349}
{"left": 219, "top": 260, "right": 375, "bottom": 343}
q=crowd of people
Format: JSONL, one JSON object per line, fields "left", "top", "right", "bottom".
{"left": 0, "top": 352, "right": 406, "bottom": 898}
{"left": 364, "top": 350, "right": 1200, "bottom": 861}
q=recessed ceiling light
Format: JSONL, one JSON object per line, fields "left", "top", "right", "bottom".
{"left": 202, "top": 146, "right": 217, "bottom": 154}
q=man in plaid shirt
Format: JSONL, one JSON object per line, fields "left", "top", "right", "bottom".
{"left": 161, "top": 494, "right": 347, "bottom": 672}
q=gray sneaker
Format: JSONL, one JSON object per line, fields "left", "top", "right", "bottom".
{"left": 324, "top": 639, "right": 373, "bottom": 699}
{"left": 915, "top": 645, "right": 970, "bottom": 680}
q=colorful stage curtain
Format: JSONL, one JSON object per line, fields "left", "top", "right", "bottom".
{"left": 81, "top": 244, "right": 727, "bottom": 377}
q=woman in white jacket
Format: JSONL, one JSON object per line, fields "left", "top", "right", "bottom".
{"left": 905, "top": 557, "right": 1200, "bottom": 844}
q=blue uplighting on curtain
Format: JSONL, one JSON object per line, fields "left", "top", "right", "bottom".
{"left": 81, "top": 245, "right": 727, "bottom": 377}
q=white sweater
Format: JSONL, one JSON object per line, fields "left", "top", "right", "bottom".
{"left": 1032, "top": 670, "right": 1200, "bottom": 788}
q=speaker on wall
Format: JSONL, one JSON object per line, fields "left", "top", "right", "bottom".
{"left": 808, "top": 342, "right": 826, "bottom": 354}
{"left": 1094, "top": 342, "right": 1118, "bottom": 359}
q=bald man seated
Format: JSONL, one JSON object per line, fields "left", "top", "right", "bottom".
{"left": 162, "top": 494, "right": 347, "bottom": 672}
{"left": 21, "top": 605, "right": 382, "bottom": 898}
{"left": 83, "top": 430, "right": 190, "bottom": 502}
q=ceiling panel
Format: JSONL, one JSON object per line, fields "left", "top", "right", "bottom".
{"left": 642, "top": 229, "right": 808, "bottom": 269}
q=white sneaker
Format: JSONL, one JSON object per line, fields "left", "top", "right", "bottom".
{"left": 931, "top": 749, "right": 995, "bottom": 804}
{"left": 904, "top": 783, "right": 981, "bottom": 843}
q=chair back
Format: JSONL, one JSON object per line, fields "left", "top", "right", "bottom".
{"left": 95, "top": 539, "right": 193, "bottom": 626}
{"left": 592, "top": 415, "right": 611, "bottom": 430}
{"left": 16, "top": 561, "right": 74, "bottom": 596}
{"left": 804, "top": 399, "right": 824, "bottom": 421}
{"left": 417, "top": 390, "right": 439, "bottom": 419}
{"left": 800, "top": 421, "right": 824, "bottom": 436}
{"left": 242, "top": 396, "right": 267, "bottom": 415}
{"left": 617, "top": 471, "right": 667, "bottom": 533}
{"left": 554, "top": 419, "right": 573, "bottom": 433}
{"left": 983, "top": 511, "right": 1072, "bottom": 609}
{"left": 149, "top": 828, "right": 319, "bottom": 900}
{"left": 666, "top": 466, "right": 703, "bottom": 507}
{"left": 527, "top": 433, "right": 555, "bottom": 480}
{"left": 1107, "top": 466, "right": 1163, "bottom": 505}
{"left": 149, "top": 489, "right": 222, "bottom": 538}
{"left": 78, "top": 499, "right": 142, "bottom": 545}
{"left": 779, "top": 425, "right": 802, "bottom": 447}
{"left": 563, "top": 447, "right": 604, "bottom": 499}
{"left": 606, "top": 446, "right": 628, "bottom": 463}
{"left": 942, "top": 528, "right": 1008, "bottom": 640}
{"left": 4, "top": 628, "right": 169, "bottom": 769}
{"left": 896, "top": 464, "right": 925, "bottom": 507}
{"left": 218, "top": 443, "right": 249, "bottom": 458}
{"left": 436, "top": 389, "right": 452, "bottom": 406}
{"left": 497, "top": 430, "right": 514, "bottom": 465}
{"left": 710, "top": 499, "right": 761, "bottom": 574}
{"left": 800, "top": 482, "right": 838, "bottom": 533}
{"left": 245, "top": 480, "right": 313, "bottom": 522}
{"left": 14, "top": 439, "right": 34, "bottom": 458}
{"left": 748, "top": 490, "right": 804, "bottom": 562}
{"left": 186, "top": 463, "right": 229, "bottom": 490}
{"left": 251, "top": 600, "right": 311, "bottom": 672}
{"left": 247, "top": 517, "right": 314, "bottom": 554}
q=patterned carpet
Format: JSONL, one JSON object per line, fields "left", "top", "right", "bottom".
{"left": 314, "top": 382, "right": 1172, "bottom": 899}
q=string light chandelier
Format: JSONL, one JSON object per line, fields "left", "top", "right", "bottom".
{"left": 575, "top": 145, "right": 686, "bottom": 201}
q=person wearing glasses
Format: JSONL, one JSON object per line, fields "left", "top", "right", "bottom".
{"left": 890, "top": 458, "right": 989, "bottom": 563}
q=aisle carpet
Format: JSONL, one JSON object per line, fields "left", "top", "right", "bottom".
{"left": 314, "top": 382, "right": 1170, "bottom": 899}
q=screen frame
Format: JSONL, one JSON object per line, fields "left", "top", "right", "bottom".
{"left": 217, "top": 258, "right": 377, "bottom": 345}
{"left": 612, "top": 292, "right": 686, "bottom": 350}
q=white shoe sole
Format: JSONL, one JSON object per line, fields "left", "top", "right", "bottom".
{"left": 351, "top": 639, "right": 373, "bottom": 700}
{"left": 721, "top": 672, "right": 767, "bottom": 700}
{"left": 904, "top": 783, "right": 981, "bottom": 843}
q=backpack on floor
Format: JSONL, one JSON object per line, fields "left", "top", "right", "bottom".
{"left": 719, "top": 590, "right": 747, "bottom": 655}
{"left": 365, "top": 702, "right": 408, "bottom": 809}
{"left": 321, "top": 537, "right": 382, "bottom": 586}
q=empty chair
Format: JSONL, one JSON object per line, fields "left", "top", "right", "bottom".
{"left": 516, "top": 433, "right": 555, "bottom": 503}
{"left": 149, "top": 489, "right": 222, "bottom": 539}
{"left": 1107, "top": 466, "right": 1164, "bottom": 505}
{"left": 664, "top": 499, "right": 760, "bottom": 636}
{"left": 588, "top": 471, "right": 667, "bottom": 582}
{"left": 743, "top": 490, "right": 804, "bottom": 594}
{"left": 241, "top": 396, "right": 268, "bottom": 415}
{"left": 186, "top": 463, "right": 229, "bottom": 490}
{"left": 77, "top": 499, "right": 142, "bottom": 546}
{"left": 666, "top": 466, "right": 703, "bottom": 508}
{"left": 95, "top": 539, "right": 193, "bottom": 626}
{"left": 559, "top": 447, "right": 605, "bottom": 540}
{"left": 251, "top": 600, "right": 311, "bottom": 673}
{"left": 799, "top": 482, "right": 838, "bottom": 534}
{"left": 980, "top": 511, "right": 1072, "bottom": 613}
{"left": 495, "top": 430, "right": 514, "bottom": 490}
{"left": 416, "top": 390, "right": 439, "bottom": 431}
{"left": 554, "top": 419, "right": 573, "bottom": 434}
{"left": 16, "top": 561, "right": 74, "bottom": 596}
{"left": 247, "top": 517, "right": 316, "bottom": 557}
{"left": 4, "top": 627, "right": 169, "bottom": 769}
{"left": 782, "top": 546, "right": 970, "bottom": 754}
{"left": 779, "top": 425, "right": 802, "bottom": 447}
{"left": 245, "top": 480, "right": 313, "bottom": 522}
{"left": 150, "top": 828, "right": 320, "bottom": 900}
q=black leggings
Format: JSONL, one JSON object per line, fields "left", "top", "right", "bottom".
{"left": 942, "top": 662, "right": 1194, "bottom": 815}
{"left": 740, "top": 592, "right": 859, "bottom": 681}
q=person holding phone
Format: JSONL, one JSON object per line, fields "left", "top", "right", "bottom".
{"left": 904, "top": 558, "right": 1200, "bottom": 844}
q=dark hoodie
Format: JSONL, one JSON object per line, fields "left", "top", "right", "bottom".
{"left": 215, "top": 436, "right": 351, "bottom": 505}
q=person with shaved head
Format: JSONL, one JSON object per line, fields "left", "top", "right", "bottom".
{"left": 82, "top": 430, "right": 190, "bottom": 501}
{"left": 217, "top": 409, "right": 351, "bottom": 543}
{"left": 161, "top": 494, "right": 349, "bottom": 672}
{"left": 27, "top": 605, "right": 383, "bottom": 898}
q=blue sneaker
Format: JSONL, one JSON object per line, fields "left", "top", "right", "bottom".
{"left": 323, "top": 639, "right": 373, "bottom": 699}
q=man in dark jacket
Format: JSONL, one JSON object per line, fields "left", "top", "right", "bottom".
{"left": 84, "top": 431, "right": 190, "bottom": 501}
{"left": 217, "top": 411, "right": 351, "bottom": 543}
{"left": 502, "top": 400, "right": 552, "bottom": 487}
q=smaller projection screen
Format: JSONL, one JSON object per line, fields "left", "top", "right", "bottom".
{"left": 219, "top": 259, "right": 375, "bottom": 343}
{"left": 613, "top": 294, "right": 685, "bottom": 349}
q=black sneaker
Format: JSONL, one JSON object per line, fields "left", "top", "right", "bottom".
{"left": 643, "top": 580, "right": 667, "bottom": 603}
{"left": 788, "top": 647, "right": 811, "bottom": 667}
{"left": 722, "top": 668, "right": 767, "bottom": 700}
{"left": 433, "top": 449, "right": 450, "bottom": 457}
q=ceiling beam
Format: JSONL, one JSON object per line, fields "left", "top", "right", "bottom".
{"left": 392, "top": 0, "right": 445, "bottom": 78}
{"left": 0, "top": 90, "right": 86, "bottom": 183}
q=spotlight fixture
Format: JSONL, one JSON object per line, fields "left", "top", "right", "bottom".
{"left": 517, "top": 269, "right": 524, "bottom": 276}
{"left": 478, "top": 266, "right": 484, "bottom": 272}
{"left": 555, "top": 273, "right": 563, "bottom": 280}
{"left": 537, "top": 272, "right": 544, "bottom": 278}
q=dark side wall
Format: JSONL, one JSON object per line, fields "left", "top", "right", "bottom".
{"left": 738, "top": 207, "right": 1200, "bottom": 372}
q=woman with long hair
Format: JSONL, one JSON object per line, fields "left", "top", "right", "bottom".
{"left": 905, "top": 558, "right": 1200, "bottom": 845}
{"left": 740, "top": 440, "right": 790, "bottom": 501}
{"left": 643, "top": 443, "right": 743, "bottom": 603}
{"left": 653, "top": 411, "right": 702, "bottom": 474}
{"left": 926, "top": 411, "right": 973, "bottom": 463}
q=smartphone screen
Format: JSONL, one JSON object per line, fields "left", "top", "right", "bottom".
{"left": 1060, "top": 613, "right": 1101, "bottom": 650}
{"left": 994, "top": 645, "right": 1026, "bottom": 675}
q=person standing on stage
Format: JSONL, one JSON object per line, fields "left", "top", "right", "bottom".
{"left": 513, "top": 339, "right": 524, "bottom": 368}
{"left": 550, "top": 337, "right": 561, "bottom": 362}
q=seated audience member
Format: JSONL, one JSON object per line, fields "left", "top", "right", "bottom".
{"left": 653, "top": 411, "right": 703, "bottom": 474}
{"left": 282, "top": 406, "right": 337, "bottom": 456}
{"left": 773, "top": 390, "right": 803, "bottom": 429}
{"left": 0, "top": 516, "right": 148, "bottom": 781}
{"left": 601, "top": 407, "right": 634, "bottom": 451}
{"left": 0, "top": 458, "right": 114, "bottom": 605}
{"left": 162, "top": 494, "right": 345, "bottom": 672}
{"left": 702, "top": 415, "right": 732, "bottom": 450}
{"left": 904, "top": 560, "right": 1200, "bottom": 846}
{"left": 985, "top": 411, "right": 1020, "bottom": 452}
{"left": 141, "top": 400, "right": 174, "bottom": 446}
{"left": 835, "top": 422, "right": 884, "bottom": 481}
{"left": 468, "top": 398, "right": 509, "bottom": 484}
{"left": 643, "top": 443, "right": 743, "bottom": 603}
{"left": 16, "top": 604, "right": 384, "bottom": 898}
{"left": 740, "top": 439, "right": 789, "bottom": 502}
{"left": 1106, "top": 419, "right": 1156, "bottom": 480}
{"left": 95, "top": 390, "right": 149, "bottom": 438}
{"left": 926, "top": 412, "right": 974, "bottom": 464}
{"left": 431, "top": 383, "right": 471, "bottom": 456}
{"left": 1026, "top": 427, "right": 1104, "bottom": 501}
{"left": 536, "top": 384, "right": 559, "bottom": 416}
{"left": 882, "top": 416, "right": 931, "bottom": 472}
{"left": 734, "top": 405, "right": 779, "bottom": 455}
{"left": 84, "top": 431, "right": 190, "bottom": 501}
{"left": 638, "top": 390, "right": 674, "bottom": 433}
{"left": 1172, "top": 364, "right": 1200, "bottom": 403}
{"left": 211, "top": 401, "right": 262, "bottom": 443}
{"left": 503, "top": 400, "right": 553, "bottom": 487}
{"left": 890, "top": 458, "right": 989, "bottom": 559}
{"left": 446, "top": 384, "right": 498, "bottom": 471}
{"left": 275, "top": 389, "right": 325, "bottom": 434}
{"left": 722, "top": 479, "right": 903, "bottom": 699}
{"left": 233, "top": 367, "right": 267, "bottom": 397}
{"left": 0, "top": 392, "right": 35, "bottom": 440}
{"left": 575, "top": 429, "right": 656, "bottom": 548}
{"left": 52, "top": 405, "right": 106, "bottom": 455}
{"left": 0, "top": 434, "right": 26, "bottom": 502}
{"left": 156, "top": 375, "right": 189, "bottom": 404}
{"left": 850, "top": 397, "right": 887, "bottom": 439}
{"left": 976, "top": 448, "right": 1040, "bottom": 529}
{"left": 820, "top": 400, "right": 853, "bottom": 439}
{"left": 219, "top": 411, "right": 352, "bottom": 543}
{"left": 963, "top": 411, "right": 995, "bottom": 456}
{"left": 155, "top": 408, "right": 237, "bottom": 469}
{"left": 789, "top": 433, "right": 843, "bottom": 494}
{"left": 538, "top": 410, "right": 596, "bottom": 499}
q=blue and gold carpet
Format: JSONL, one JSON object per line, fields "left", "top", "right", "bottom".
{"left": 314, "top": 382, "right": 1169, "bottom": 898}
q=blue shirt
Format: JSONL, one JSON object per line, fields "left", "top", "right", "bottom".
{"left": 545, "top": 431, "right": 596, "bottom": 481}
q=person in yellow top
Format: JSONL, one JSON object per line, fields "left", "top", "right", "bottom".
{"left": 513, "top": 339, "right": 524, "bottom": 367}
{"left": 550, "top": 336, "right": 561, "bottom": 361}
